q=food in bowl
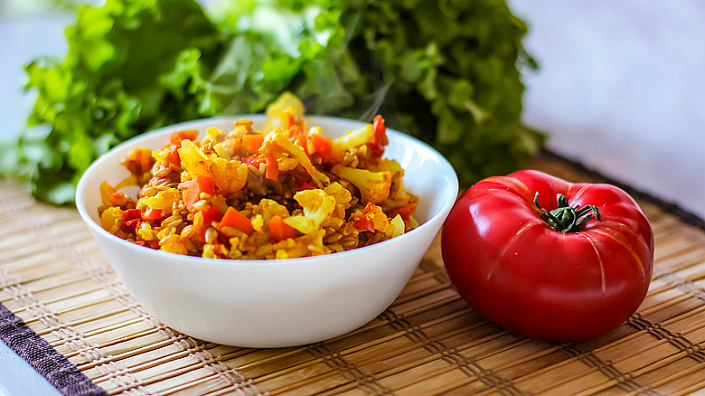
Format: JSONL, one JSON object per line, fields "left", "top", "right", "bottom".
{"left": 97, "top": 93, "right": 418, "bottom": 259}
{"left": 76, "top": 108, "right": 458, "bottom": 347}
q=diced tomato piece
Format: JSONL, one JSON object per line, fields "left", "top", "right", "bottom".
{"left": 269, "top": 215, "right": 297, "bottom": 242}
{"left": 220, "top": 207, "right": 253, "bottom": 235}
{"left": 353, "top": 217, "right": 375, "bottom": 233}
{"left": 120, "top": 210, "right": 142, "bottom": 233}
{"left": 352, "top": 202, "right": 377, "bottom": 232}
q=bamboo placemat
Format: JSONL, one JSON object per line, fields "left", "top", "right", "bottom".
{"left": 3, "top": 154, "right": 705, "bottom": 396}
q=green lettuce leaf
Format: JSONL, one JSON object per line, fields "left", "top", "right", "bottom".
{"left": 4, "top": 0, "right": 542, "bottom": 204}
{"left": 6, "top": 0, "right": 224, "bottom": 203}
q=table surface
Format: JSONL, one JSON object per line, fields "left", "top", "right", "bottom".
{"left": 3, "top": 157, "right": 705, "bottom": 395}
{"left": 1, "top": 2, "right": 704, "bottom": 395}
{"left": 0, "top": 12, "right": 68, "bottom": 396}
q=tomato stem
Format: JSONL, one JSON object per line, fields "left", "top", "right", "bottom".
{"left": 534, "top": 193, "right": 601, "bottom": 232}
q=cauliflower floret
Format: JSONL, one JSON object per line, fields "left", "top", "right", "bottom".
{"left": 373, "top": 158, "right": 404, "bottom": 189}
{"left": 385, "top": 214, "right": 405, "bottom": 238}
{"left": 264, "top": 92, "right": 305, "bottom": 132}
{"left": 138, "top": 187, "right": 181, "bottom": 210}
{"left": 100, "top": 206, "right": 122, "bottom": 232}
{"left": 323, "top": 182, "right": 352, "bottom": 206}
{"left": 284, "top": 189, "right": 336, "bottom": 234}
{"left": 178, "top": 139, "right": 248, "bottom": 194}
{"left": 331, "top": 165, "right": 391, "bottom": 204}
{"left": 262, "top": 129, "right": 329, "bottom": 188}
{"left": 273, "top": 230, "right": 330, "bottom": 259}
{"left": 333, "top": 124, "right": 374, "bottom": 151}
{"left": 254, "top": 199, "right": 291, "bottom": 219}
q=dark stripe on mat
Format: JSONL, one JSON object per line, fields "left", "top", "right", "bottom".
{"left": 379, "top": 309, "right": 530, "bottom": 396}
{"left": 308, "top": 343, "right": 393, "bottom": 395}
{"left": 0, "top": 303, "right": 108, "bottom": 396}
{"left": 629, "top": 313, "right": 705, "bottom": 363}
{"left": 560, "top": 345, "right": 663, "bottom": 396}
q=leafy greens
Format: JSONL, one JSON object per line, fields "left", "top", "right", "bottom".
{"left": 3, "top": 0, "right": 542, "bottom": 204}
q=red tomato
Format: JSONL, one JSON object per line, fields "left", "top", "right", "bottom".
{"left": 441, "top": 170, "right": 654, "bottom": 342}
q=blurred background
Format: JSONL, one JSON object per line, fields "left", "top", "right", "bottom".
{"left": 1, "top": 0, "right": 704, "bottom": 217}
{"left": 510, "top": 0, "right": 705, "bottom": 220}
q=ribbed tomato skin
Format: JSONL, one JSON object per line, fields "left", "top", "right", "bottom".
{"left": 441, "top": 170, "right": 653, "bottom": 342}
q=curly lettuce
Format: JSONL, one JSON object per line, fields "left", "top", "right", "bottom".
{"left": 4, "top": 0, "right": 541, "bottom": 204}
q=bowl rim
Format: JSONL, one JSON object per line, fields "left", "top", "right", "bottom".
{"left": 76, "top": 114, "right": 459, "bottom": 268}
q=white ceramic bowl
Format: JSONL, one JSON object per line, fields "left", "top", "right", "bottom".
{"left": 76, "top": 115, "right": 458, "bottom": 347}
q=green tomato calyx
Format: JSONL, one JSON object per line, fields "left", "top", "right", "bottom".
{"left": 534, "top": 193, "right": 601, "bottom": 233}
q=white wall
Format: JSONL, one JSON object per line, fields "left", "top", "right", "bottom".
{"left": 510, "top": 0, "right": 705, "bottom": 219}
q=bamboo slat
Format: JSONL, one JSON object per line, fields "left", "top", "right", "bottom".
{"left": 2, "top": 154, "right": 705, "bottom": 395}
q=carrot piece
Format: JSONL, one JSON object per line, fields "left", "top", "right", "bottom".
{"left": 242, "top": 134, "right": 265, "bottom": 153}
{"left": 269, "top": 215, "right": 297, "bottom": 242}
{"left": 220, "top": 207, "right": 253, "bottom": 235}
{"left": 181, "top": 175, "right": 217, "bottom": 212}
{"left": 170, "top": 130, "right": 198, "bottom": 145}
{"left": 263, "top": 152, "right": 279, "bottom": 181}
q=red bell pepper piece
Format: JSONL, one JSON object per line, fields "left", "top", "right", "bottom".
{"left": 370, "top": 115, "right": 387, "bottom": 157}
